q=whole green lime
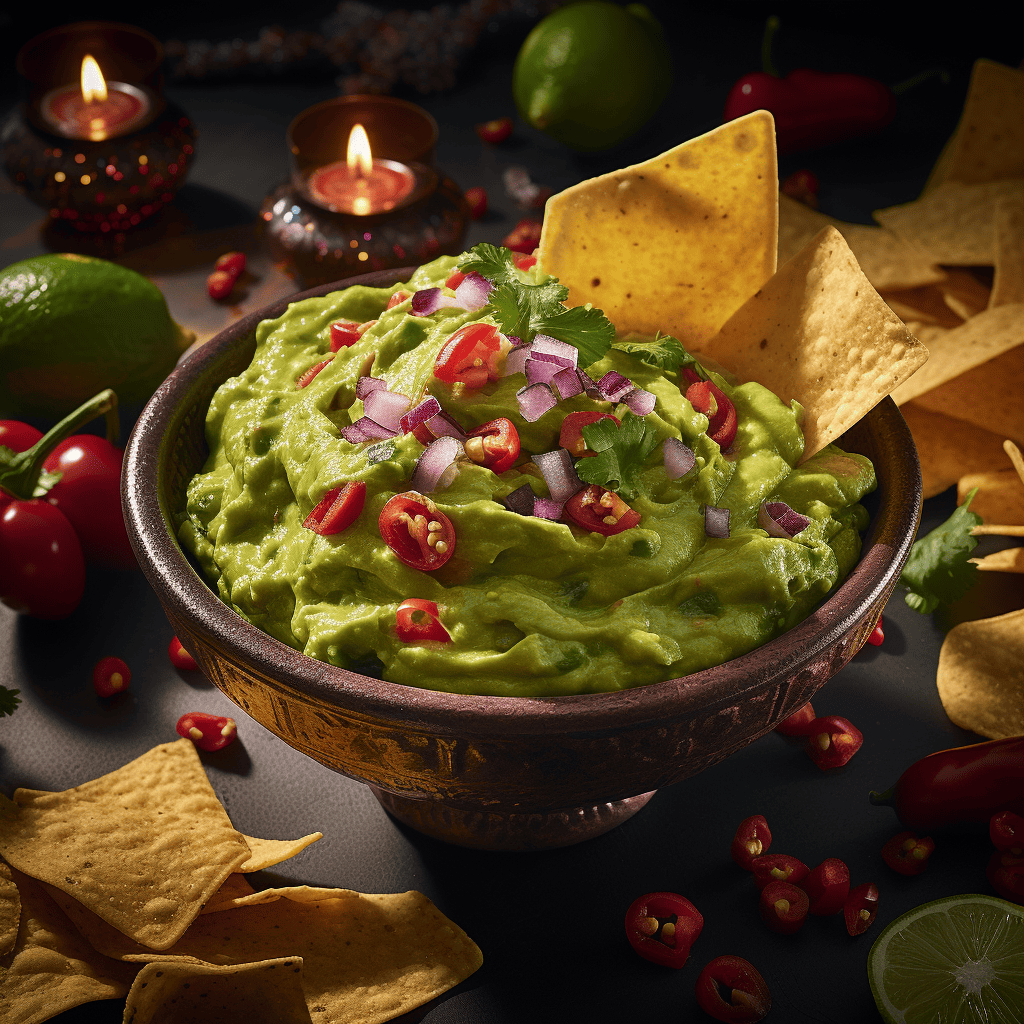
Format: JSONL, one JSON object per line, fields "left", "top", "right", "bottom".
{"left": 0, "top": 254, "right": 194, "bottom": 420}
{"left": 512, "top": 2, "right": 672, "bottom": 152}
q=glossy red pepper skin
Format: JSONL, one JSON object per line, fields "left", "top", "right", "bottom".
{"left": 92, "top": 656, "right": 131, "bottom": 698}
{"left": 843, "top": 882, "right": 879, "bottom": 936}
{"left": 805, "top": 714, "right": 863, "bottom": 770}
{"left": 882, "top": 830, "right": 935, "bottom": 876}
{"left": 759, "top": 880, "right": 808, "bottom": 934}
{"left": 695, "top": 955, "right": 771, "bottom": 1023}
{"left": 177, "top": 711, "right": 237, "bottom": 752}
{"left": 987, "top": 850, "right": 1024, "bottom": 904}
{"left": 774, "top": 701, "right": 816, "bottom": 737}
{"left": 724, "top": 68, "right": 895, "bottom": 153}
{"left": 870, "top": 736, "right": 1024, "bottom": 831}
{"left": 801, "top": 858, "right": 850, "bottom": 915}
{"left": 750, "top": 853, "right": 809, "bottom": 891}
{"left": 684, "top": 376, "right": 738, "bottom": 450}
{"left": 395, "top": 598, "right": 451, "bottom": 643}
{"left": 991, "top": 811, "right": 1024, "bottom": 854}
{"left": 730, "top": 814, "right": 772, "bottom": 870}
{"left": 624, "top": 891, "right": 703, "bottom": 968}
{"left": 168, "top": 636, "right": 199, "bottom": 671}
{"left": 302, "top": 482, "right": 366, "bottom": 536}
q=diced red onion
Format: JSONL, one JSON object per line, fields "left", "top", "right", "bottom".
{"left": 533, "top": 448, "right": 583, "bottom": 504}
{"left": 577, "top": 369, "right": 604, "bottom": 399}
{"left": 454, "top": 272, "right": 493, "bottom": 311}
{"left": 356, "top": 376, "right": 387, "bottom": 400}
{"left": 516, "top": 382, "right": 558, "bottom": 422}
{"left": 363, "top": 388, "right": 412, "bottom": 432}
{"left": 758, "top": 500, "right": 811, "bottom": 538}
{"left": 423, "top": 411, "right": 466, "bottom": 441}
{"left": 503, "top": 484, "right": 535, "bottom": 516}
{"left": 508, "top": 335, "right": 523, "bottom": 347}
{"left": 342, "top": 417, "right": 396, "bottom": 442}
{"left": 400, "top": 396, "right": 441, "bottom": 434}
{"left": 598, "top": 371, "right": 634, "bottom": 402}
{"left": 411, "top": 436, "right": 464, "bottom": 492}
{"left": 623, "top": 387, "right": 656, "bottom": 416}
{"left": 526, "top": 358, "right": 563, "bottom": 386}
{"left": 532, "top": 497, "right": 564, "bottom": 520}
{"left": 504, "top": 345, "right": 532, "bottom": 377}
{"left": 552, "top": 366, "right": 584, "bottom": 400}
{"left": 663, "top": 437, "right": 696, "bottom": 479}
{"left": 530, "top": 334, "right": 578, "bottom": 368}
{"left": 704, "top": 505, "right": 731, "bottom": 539}
{"left": 411, "top": 288, "right": 460, "bottom": 316}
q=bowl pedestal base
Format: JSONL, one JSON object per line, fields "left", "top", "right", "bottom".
{"left": 368, "top": 786, "right": 657, "bottom": 851}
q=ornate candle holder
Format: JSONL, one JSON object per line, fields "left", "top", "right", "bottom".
{"left": 261, "top": 96, "right": 469, "bottom": 287}
{"left": 2, "top": 22, "right": 197, "bottom": 233}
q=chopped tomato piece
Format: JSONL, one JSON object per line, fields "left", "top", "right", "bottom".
{"left": 387, "top": 290, "right": 411, "bottom": 310}
{"left": 559, "top": 411, "right": 620, "bottom": 458}
{"left": 685, "top": 378, "right": 738, "bottom": 450}
{"left": 396, "top": 598, "right": 451, "bottom": 643}
{"left": 514, "top": 252, "right": 537, "bottom": 271}
{"left": 465, "top": 418, "right": 520, "bottom": 474}
{"left": 445, "top": 269, "right": 467, "bottom": 290}
{"left": 433, "top": 322, "right": 506, "bottom": 389}
{"left": 302, "top": 482, "right": 366, "bottom": 536}
{"left": 564, "top": 484, "right": 641, "bottom": 536}
{"left": 330, "top": 320, "right": 361, "bottom": 350}
{"left": 379, "top": 491, "right": 456, "bottom": 571}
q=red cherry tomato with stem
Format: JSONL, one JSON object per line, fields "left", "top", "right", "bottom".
{"left": 379, "top": 492, "right": 456, "bottom": 571}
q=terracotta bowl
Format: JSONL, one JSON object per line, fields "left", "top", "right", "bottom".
{"left": 122, "top": 268, "right": 923, "bottom": 851}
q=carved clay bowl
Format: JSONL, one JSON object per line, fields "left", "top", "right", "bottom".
{"left": 122, "top": 267, "right": 922, "bottom": 851}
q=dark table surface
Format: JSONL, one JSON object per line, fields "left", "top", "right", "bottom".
{"left": 2, "top": 5, "right": 1022, "bottom": 1022}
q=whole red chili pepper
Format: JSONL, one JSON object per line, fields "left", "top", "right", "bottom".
{"left": 759, "top": 880, "right": 808, "bottom": 934}
{"left": 987, "top": 850, "right": 1024, "bottom": 904}
{"left": 805, "top": 715, "right": 863, "bottom": 770}
{"left": 869, "top": 736, "right": 1024, "bottom": 831}
{"left": 624, "top": 891, "right": 703, "bottom": 968}
{"left": 801, "top": 857, "right": 850, "bottom": 915}
{"left": 881, "top": 830, "right": 935, "bottom": 876}
{"left": 731, "top": 814, "right": 772, "bottom": 870}
{"left": 843, "top": 882, "right": 879, "bottom": 936}
{"left": 750, "top": 853, "right": 809, "bottom": 891}
{"left": 695, "top": 955, "right": 771, "bottom": 1023}
{"left": 774, "top": 701, "right": 816, "bottom": 737}
{"left": 990, "top": 811, "right": 1024, "bottom": 855}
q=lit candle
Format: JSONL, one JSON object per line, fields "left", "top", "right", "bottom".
{"left": 307, "top": 124, "right": 416, "bottom": 215}
{"left": 39, "top": 55, "right": 152, "bottom": 141}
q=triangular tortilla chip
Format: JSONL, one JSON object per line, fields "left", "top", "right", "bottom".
{"left": 925, "top": 60, "right": 1024, "bottom": 190}
{"left": 238, "top": 832, "right": 323, "bottom": 873}
{"left": 991, "top": 193, "right": 1024, "bottom": 308}
{"left": 0, "top": 741, "right": 250, "bottom": 950}
{"left": 958, "top": 468, "right": 1024, "bottom": 526}
{"left": 539, "top": 111, "right": 777, "bottom": 350}
{"left": 0, "top": 861, "right": 20, "bottom": 958}
{"left": 696, "top": 226, "right": 928, "bottom": 459}
{"left": 890, "top": 303, "right": 1024, "bottom": 405}
{"left": 971, "top": 548, "right": 1024, "bottom": 573}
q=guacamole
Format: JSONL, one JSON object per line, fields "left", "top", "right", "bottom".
{"left": 177, "top": 251, "right": 875, "bottom": 697}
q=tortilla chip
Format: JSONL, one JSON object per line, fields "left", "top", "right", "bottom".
{"left": 1004, "top": 439, "right": 1024, "bottom": 480}
{"left": 971, "top": 548, "right": 1024, "bottom": 572}
{"left": 881, "top": 289, "right": 965, "bottom": 329}
{"left": 958, "top": 468, "right": 1024, "bottom": 526}
{"left": 991, "top": 194, "right": 1024, "bottom": 307}
{"left": 936, "top": 607, "right": 1024, "bottom": 739}
{"left": 889, "top": 303, "right": 1024, "bottom": 406}
{"left": 778, "top": 193, "right": 944, "bottom": 290}
{"left": 44, "top": 883, "right": 483, "bottom": 1024}
{"left": 697, "top": 226, "right": 927, "bottom": 459}
{"left": 0, "top": 740, "right": 250, "bottom": 950}
{"left": 874, "top": 180, "right": 1024, "bottom": 267}
{"left": 200, "top": 873, "right": 258, "bottom": 914}
{"left": 939, "top": 267, "right": 993, "bottom": 320}
{"left": 539, "top": 111, "right": 778, "bottom": 351}
{"left": 123, "top": 958, "right": 313, "bottom": 1024}
{"left": 238, "top": 833, "right": 323, "bottom": 873}
{"left": 911, "top": 343, "right": 1024, "bottom": 444}
{"left": 0, "top": 866, "right": 138, "bottom": 1021}
{"left": 925, "top": 60, "right": 1024, "bottom": 190}
{"left": 0, "top": 862, "right": 20, "bottom": 958}
{"left": 973, "top": 524, "right": 1024, "bottom": 536}
{"left": 899, "top": 402, "right": 1012, "bottom": 499}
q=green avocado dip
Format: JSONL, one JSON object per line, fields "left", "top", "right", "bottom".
{"left": 177, "top": 245, "right": 875, "bottom": 697}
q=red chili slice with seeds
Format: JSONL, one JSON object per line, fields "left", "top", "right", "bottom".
{"left": 379, "top": 491, "right": 456, "bottom": 571}
{"left": 302, "top": 482, "right": 366, "bottom": 536}
{"left": 730, "top": 814, "right": 772, "bottom": 870}
{"left": 396, "top": 598, "right": 451, "bottom": 643}
{"left": 92, "top": 656, "right": 131, "bottom": 698}
{"left": 168, "top": 636, "right": 199, "bottom": 671}
{"left": 177, "top": 711, "right": 237, "bottom": 752}
{"left": 564, "top": 485, "right": 641, "bottom": 536}
{"left": 695, "top": 955, "right": 771, "bottom": 1022}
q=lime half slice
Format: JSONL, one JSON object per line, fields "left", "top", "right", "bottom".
{"left": 868, "top": 894, "right": 1024, "bottom": 1024}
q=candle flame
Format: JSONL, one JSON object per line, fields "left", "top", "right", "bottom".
{"left": 81, "top": 55, "right": 108, "bottom": 103}
{"left": 346, "top": 124, "right": 373, "bottom": 179}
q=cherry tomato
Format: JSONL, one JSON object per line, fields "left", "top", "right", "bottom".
{"left": 396, "top": 598, "right": 451, "bottom": 643}
{"left": 168, "top": 636, "right": 199, "bottom": 671}
{"left": 42, "top": 434, "right": 136, "bottom": 570}
{"left": 330, "top": 320, "right": 362, "bottom": 350}
{"left": 464, "top": 187, "right": 488, "bottom": 220}
{"left": 433, "top": 322, "right": 506, "bottom": 389}
{"left": 559, "top": 411, "right": 620, "bottom": 458}
{"left": 92, "top": 656, "right": 131, "bottom": 698}
{"left": 501, "top": 218, "right": 542, "bottom": 254}
{"left": 379, "top": 491, "right": 456, "bottom": 571}
{"left": 475, "top": 117, "right": 513, "bottom": 143}
{"left": 0, "top": 421, "right": 43, "bottom": 513}
{"left": 564, "top": 485, "right": 641, "bottom": 536}
{"left": 176, "top": 711, "right": 237, "bottom": 752}
{"left": 0, "top": 500, "right": 86, "bottom": 619}
{"left": 302, "top": 482, "right": 366, "bottom": 536}
{"left": 465, "top": 418, "right": 520, "bottom": 474}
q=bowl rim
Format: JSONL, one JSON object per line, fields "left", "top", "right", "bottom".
{"left": 123, "top": 266, "right": 923, "bottom": 736}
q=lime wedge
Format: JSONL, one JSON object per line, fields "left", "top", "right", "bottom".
{"left": 868, "top": 894, "right": 1024, "bottom": 1024}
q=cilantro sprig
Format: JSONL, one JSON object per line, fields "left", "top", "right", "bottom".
{"left": 575, "top": 411, "right": 660, "bottom": 501}
{"left": 898, "top": 489, "right": 982, "bottom": 614}
{"left": 0, "top": 687, "right": 20, "bottom": 717}
{"left": 458, "top": 243, "right": 614, "bottom": 366}
{"left": 612, "top": 332, "right": 693, "bottom": 373}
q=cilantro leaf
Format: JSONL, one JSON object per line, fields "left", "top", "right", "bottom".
{"left": 899, "top": 489, "right": 982, "bottom": 614}
{"left": 0, "top": 687, "right": 20, "bottom": 717}
{"left": 458, "top": 243, "right": 614, "bottom": 367}
{"left": 612, "top": 332, "right": 694, "bottom": 372}
{"left": 575, "top": 411, "right": 660, "bottom": 500}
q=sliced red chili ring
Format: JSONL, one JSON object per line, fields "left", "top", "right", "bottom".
{"left": 750, "top": 853, "right": 809, "bottom": 891}
{"left": 214, "top": 251, "right": 246, "bottom": 277}
{"left": 800, "top": 857, "right": 850, "bottom": 915}
{"left": 92, "top": 656, "right": 131, "bottom": 698}
{"left": 302, "top": 482, "right": 366, "bottom": 536}
{"left": 881, "top": 830, "right": 935, "bottom": 876}
{"left": 685, "top": 377, "right": 738, "bottom": 450}
{"left": 559, "top": 410, "right": 620, "bottom": 458}
{"left": 624, "top": 891, "right": 703, "bottom": 968}
{"left": 168, "top": 636, "right": 199, "bottom": 671}
{"left": 176, "top": 711, "right": 237, "bottom": 752}
{"left": 986, "top": 850, "right": 1024, "bottom": 902}
{"left": 379, "top": 491, "right": 456, "bottom": 571}
{"left": 759, "top": 880, "right": 809, "bottom": 934}
{"left": 990, "top": 811, "right": 1024, "bottom": 854}
{"left": 564, "top": 484, "right": 641, "bottom": 536}
{"left": 465, "top": 418, "right": 520, "bottom": 474}
{"left": 695, "top": 955, "right": 771, "bottom": 1023}
{"left": 843, "top": 882, "right": 879, "bottom": 936}
{"left": 475, "top": 116, "right": 513, "bottom": 143}
{"left": 730, "top": 814, "right": 772, "bottom": 870}
{"left": 774, "top": 701, "right": 817, "bottom": 736}
{"left": 396, "top": 598, "right": 451, "bottom": 643}
{"left": 866, "top": 615, "right": 884, "bottom": 646}
{"left": 207, "top": 269, "right": 235, "bottom": 301}
{"left": 433, "top": 322, "right": 505, "bottom": 388}
{"left": 805, "top": 714, "right": 863, "bottom": 769}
